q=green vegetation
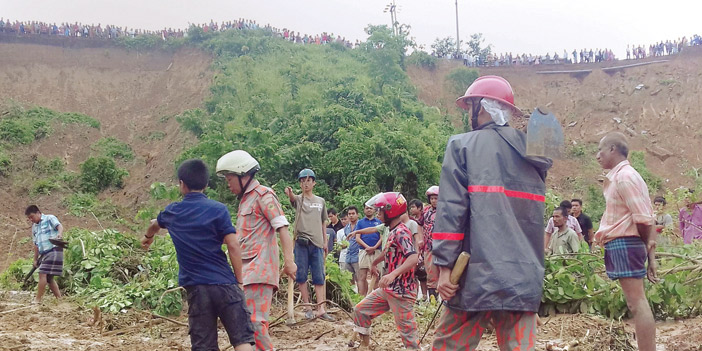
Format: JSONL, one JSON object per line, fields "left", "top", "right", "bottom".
{"left": 30, "top": 178, "right": 61, "bottom": 196}
{"left": 79, "top": 156, "right": 129, "bottom": 193}
{"left": 630, "top": 151, "right": 662, "bottom": 194}
{"left": 0, "top": 104, "right": 99, "bottom": 147}
{"left": 32, "top": 157, "right": 65, "bottom": 175}
{"left": 176, "top": 26, "right": 454, "bottom": 207}
{"left": 445, "top": 67, "right": 479, "bottom": 95}
{"left": 0, "top": 150, "right": 11, "bottom": 176}
{"left": 543, "top": 244, "right": 702, "bottom": 320}
{"left": 406, "top": 50, "right": 437, "bottom": 69}
{"left": 91, "top": 137, "right": 135, "bottom": 160}
{"left": 63, "top": 228, "right": 181, "bottom": 315}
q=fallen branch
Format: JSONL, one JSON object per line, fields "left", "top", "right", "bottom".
{"left": 0, "top": 305, "right": 32, "bottom": 315}
{"left": 151, "top": 313, "right": 187, "bottom": 327}
{"left": 158, "top": 286, "right": 185, "bottom": 306}
{"left": 102, "top": 319, "right": 154, "bottom": 336}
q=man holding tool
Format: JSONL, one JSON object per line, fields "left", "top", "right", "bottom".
{"left": 431, "top": 76, "right": 553, "bottom": 351}
{"left": 351, "top": 192, "right": 420, "bottom": 350}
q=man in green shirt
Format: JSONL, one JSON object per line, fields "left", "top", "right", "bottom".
{"left": 546, "top": 207, "right": 580, "bottom": 255}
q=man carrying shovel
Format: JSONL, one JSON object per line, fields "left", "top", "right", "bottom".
{"left": 26, "top": 205, "right": 64, "bottom": 304}
{"left": 431, "top": 76, "right": 552, "bottom": 351}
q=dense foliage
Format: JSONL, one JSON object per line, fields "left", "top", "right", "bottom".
{"left": 542, "top": 243, "right": 702, "bottom": 320}
{"left": 176, "top": 26, "right": 455, "bottom": 210}
{"left": 79, "top": 156, "right": 129, "bottom": 193}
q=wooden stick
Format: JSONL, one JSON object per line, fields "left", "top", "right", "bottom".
{"left": 287, "top": 277, "right": 295, "bottom": 324}
{"left": 151, "top": 313, "right": 187, "bottom": 327}
{"left": 0, "top": 305, "right": 32, "bottom": 315}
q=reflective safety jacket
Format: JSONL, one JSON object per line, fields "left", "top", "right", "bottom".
{"left": 433, "top": 122, "right": 552, "bottom": 312}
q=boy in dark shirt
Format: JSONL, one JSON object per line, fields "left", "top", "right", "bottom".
{"left": 141, "top": 159, "right": 254, "bottom": 351}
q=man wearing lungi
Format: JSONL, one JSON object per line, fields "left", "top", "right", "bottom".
{"left": 26, "top": 205, "right": 64, "bottom": 304}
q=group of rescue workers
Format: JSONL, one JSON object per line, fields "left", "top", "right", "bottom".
{"left": 26, "top": 75, "right": 660, "bottom": 351}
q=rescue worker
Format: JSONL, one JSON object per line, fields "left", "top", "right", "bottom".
{"left": 418, "top": 186, "right": 439, "bottom": 299}
{"left": 216, "top": 150, "right": 297, "bottom": 351}
{"left": 352, "top": 192, "right": 420, "bottom": 350}
{"left": 431, "top": 76, "right": 552, "bottom": 351}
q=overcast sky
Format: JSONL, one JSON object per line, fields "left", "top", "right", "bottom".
{"left": 3, "top": 0, "right": 701, "bottom": 58}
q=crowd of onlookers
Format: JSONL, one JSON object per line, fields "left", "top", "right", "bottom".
{"left": 626, "top": 36, "right": 702, "bottom": 60}
{"left": 0, "top": 17, "right": 358, "bottom": 48}
{"left": 453, "top": 48, "right": 617, "bottom": 67}
{"left": 3, "top": 16, "right": 702, "bottom": 67}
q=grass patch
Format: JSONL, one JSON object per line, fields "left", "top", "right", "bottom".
{"left": 91, "top": 137, "right": 135, "bottom": 160}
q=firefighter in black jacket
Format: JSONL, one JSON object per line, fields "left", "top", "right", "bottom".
{"left": 431, "top": 76, "right": 552, "bottom": 351}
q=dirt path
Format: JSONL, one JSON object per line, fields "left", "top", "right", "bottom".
{"left": 1, "top": 291, "right": 699, "bottom": 351}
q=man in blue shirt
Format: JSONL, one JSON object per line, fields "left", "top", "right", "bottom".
{"left": 355, "top": 204, "right": 383, "bottom": 296}
{"left": 142, "top": 159, "right": 254, "bottom": 351}
{"left": 344, "top": 206, "right": 361, "bottom": 290}
{"left": 26, "top": 205, "right": 64, "bottom": 304}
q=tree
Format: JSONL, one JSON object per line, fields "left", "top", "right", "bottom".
{"left": 362, "top": 25, "right": 415, "bottom": 93}
{"left": 467, "top": 33, "right": 492, "bottom": 63}
{"left": 431, "top": 36, "right": 457, "bottom": 58}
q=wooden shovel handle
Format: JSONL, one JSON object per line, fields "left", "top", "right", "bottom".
{"left": 449, "top": 252, "right": 471, "bottom": 285}
{"left": 287, "top": 277, "right": 295, "bottom": 321}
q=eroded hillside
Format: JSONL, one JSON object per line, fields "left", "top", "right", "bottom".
{"left": 0, "top": 40, "right": 213, "bottom": 269}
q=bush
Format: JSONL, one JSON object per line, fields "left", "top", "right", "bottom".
{"left": 176, "top": 109, "right": 208, "bottom": 136}
{"left": 0, "top": 150, "right": 11, "bottom": 176}
{"left": 406, "top": 51, "right": 437, "bottom": 69}
{"left": 0, "top": 258, "right": 33, "bottom": 289}
{"left": 445, "top": 67, "right": 479, "bottom": 95}
{"left": 30, "top": 178, "right": 61, "bottom": 196}
{"left": 32, "top": 157, "right": 65, "bottom": 175}
{"left": 630, "top": 151, "right": 662, "bottom": 194}
{"left": 79, "top": 157, "right": 128, "bottom": 193}
{"left": 91, "top": 137, "right": 135, "bottom": 160}
{"left": 64, "top": 193, "right": 99, "bottom": 216}
{"left": 0, "top": 118, "right": 36, "bottom": 144}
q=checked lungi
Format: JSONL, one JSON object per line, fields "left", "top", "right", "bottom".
{"left": 38, "top": 248, "right": 63, "bottom": 276}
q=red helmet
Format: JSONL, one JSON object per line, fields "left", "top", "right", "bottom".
{"left": 366, "top": 192, "right": 407, "bottom": 220}
{"left": 426, "top": 186, "right": 439, "bottom": 198}
{"left": 455, "top": 75, "right": 521, "bottom": 115}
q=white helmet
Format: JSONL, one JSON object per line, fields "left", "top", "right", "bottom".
{"left": 426, "top": 186, "right": 439, "bottom": 197}
{"left": 216, "top": 150, "right": 260, "bottom": 177}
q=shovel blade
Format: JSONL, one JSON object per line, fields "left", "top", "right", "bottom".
{"left": 526, "top": 108, "right": 564, "bottom": 159}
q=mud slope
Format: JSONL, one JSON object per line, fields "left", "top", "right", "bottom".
{"left": 0, "top": 41, "right": 213, "bottom": 267}
{"left": 408, "top": 49, "right": 702, "bottom": 194}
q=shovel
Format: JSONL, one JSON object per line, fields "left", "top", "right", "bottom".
{"left": 286, "top": 277, "right": 296, "bottom": 325}
{"left": 526, "top": 107, "right": 564, "bottom": 159}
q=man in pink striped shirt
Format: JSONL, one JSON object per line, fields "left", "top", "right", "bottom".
{"left": 595, "top": 132, "right": 657, "bottom": 351}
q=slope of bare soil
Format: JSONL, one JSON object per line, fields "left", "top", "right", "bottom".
{"left": 408, "top": 49, "right": 702, "bottom": 195}
{"left": 0, "top": 40, "right": 213, "bottom": 270}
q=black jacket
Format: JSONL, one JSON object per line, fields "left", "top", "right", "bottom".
{"left": 433, "top": 122, "right": 552, "bottom": 312}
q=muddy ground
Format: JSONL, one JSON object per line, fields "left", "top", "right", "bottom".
{"left": 0, "top": 291, "right": 699, "bottom": 351}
